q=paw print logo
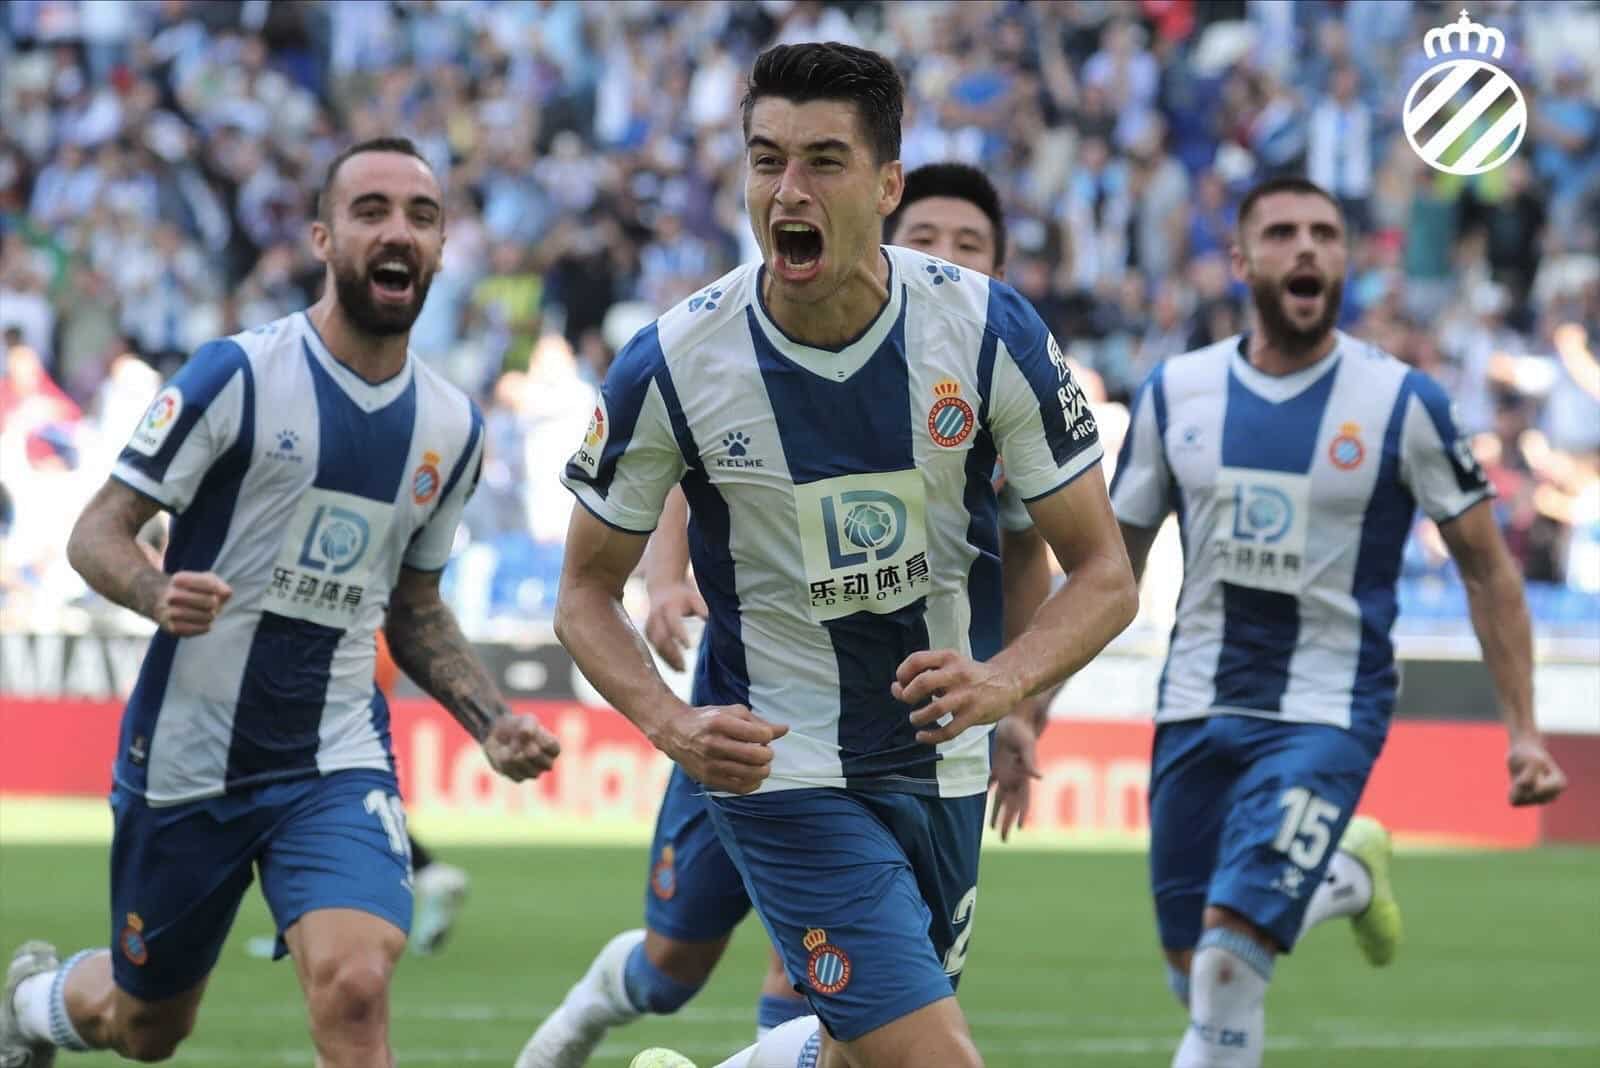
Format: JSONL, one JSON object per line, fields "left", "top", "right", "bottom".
{"left": 689, "top": 287, "right": 724, "bottom": 313}
{"left": 923, "top": 259, "right": 960, "bottom": 285}
{"left": 924, "top": 262, "right": 946, "bottom": 285}
{"left": 723, "top": 431, "right": 750, "bottom": 457}
{"left": 275, "top": 429, "right": 299, "bottom": 452}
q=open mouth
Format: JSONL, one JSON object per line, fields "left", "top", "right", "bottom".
{"left": 1285, "top": 273, "right": 1324, "bottom": 299}
{"left": 773, "top": 221, "right": 823, "bottom": 279}
{"left": 370, "top": 258, "right": 415, "bottom": 298}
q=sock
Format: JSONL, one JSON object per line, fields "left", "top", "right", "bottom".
{"left": 1298, "top": 850, "right": 1374, "bottom": 936}
{"left": 1171, "top": 929, "right": 1272, "bottom": 1068}
{"left": 1165, "top": 962, "right": 1191, "bottom": 1009}
{"left": 756, "top": 992, "right": 809, "bottom": 1036}
{"left": 621, "top": 943, "right": 701, "bottom": 1015}
{"left": 714, "top": 1014, "right": 821, "bottom": 1068}
{"left": 408, "top": 834, "right": 435, "bottom": 872}
{"left": 15, "top": 950, "right": 98, "bottom": 1051}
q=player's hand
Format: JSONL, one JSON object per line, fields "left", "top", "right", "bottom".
{"left": 644, "top": 581, "right": 708, "bottom": 672}
{"left": 893, "top": 648, "right": 1024, "bottom": 745}
{"left": 1507, "top": 735, "right": 1567, "bottom": 806}
{"left": 155, "top": 571, "right": 233, "bottom": 636}
{"left": 988, "top": 715, "right": 1041, "bottom": 842}
{"left": 483, "top": 713, "right": 562, "bottom": 782}
{"left": 659, "top": 704, "right": 789, "bottom": 795}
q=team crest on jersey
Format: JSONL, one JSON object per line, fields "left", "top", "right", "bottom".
{"left": 126, "top": 386, "right": 183, "bottom": 457}
{"left": 927, "top": 378, "right": 975, "bottom": 448}
{"left": 120, "top": 913, "right": 149, "bottom": 966}
{"left": 651, "top": 846, "right": 677, "bottom": 900}
{"left": 412, "top": 451, "right": 442, "bottom": 504}
{"left": 1328, "top": 423, "right": 1365, "bottom": 470}
{"left": 803, "top": 928, "right": 851, "bottom": 994}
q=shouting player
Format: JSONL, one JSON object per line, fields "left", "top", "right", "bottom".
{"left": 516, "top": 162, "right": 1054, "bottom": 1068}
{"left": 0, "top": 137, "right": 560, "bottom": 1068}
{"left": 555, "top": 43, "right": 1136, "bottom": 1068}
{"left": 1109, "top": 176, "right": 1567, "bottom": 1068}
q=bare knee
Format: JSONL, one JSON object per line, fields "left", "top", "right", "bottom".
{"left": 112, "top": 1004, "right": 193, "bottom": 1062}
{"left": 643, "top": 930, "right": 727, "bottom": 988}
{"left": 307, "top": 953, "right": 393, "bottom": 1033}
{"left": 1201, "top": 906, "right": 1282, "bottom": 955}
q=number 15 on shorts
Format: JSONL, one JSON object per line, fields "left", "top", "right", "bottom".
{"left": 1273, "top": 787, "right": 1341, "bottom": 869}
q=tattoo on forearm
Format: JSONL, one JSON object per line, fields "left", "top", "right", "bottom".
{"left": 385, "top": 599, "right": 507, "bottom": 742}
{"left": 71, "top": 503, "right": 167, "bottom": 620}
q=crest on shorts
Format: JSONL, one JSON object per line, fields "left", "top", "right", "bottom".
{"left": 803, "top": 927, "right": 851, "bottom": 995}
{"left": 121, "top": 912, "right": 149, "bottom": 966}
{"left": 650, "top": 846, "right": 677, "bottom": 901}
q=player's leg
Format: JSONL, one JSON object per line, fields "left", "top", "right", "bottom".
{"left": 756, "top": 948, "right": 807, "bottom": 1036}
{"left": 517, "top": 769, "right": 754, "bottom": 1068}
{"left": 1147, "top": 720, "right": 1231, "bottom": 1011}
{"left": 2, "top": 785, "right": 261, "bottom": 1063}
{"left": 1296, "top": 814, "right": 1402, "bottom": 965}
{"left": 261, "top": 769, "right": 413, "bottom": 1068}
{"left": 407, "top": 834, "right": 470, "bottom": 957}
{"left": 686, "top": 789, "right": 986, "bottom": 1068}
{"left": 1173, "top": 718, "right": 1382, "bottom": 1068}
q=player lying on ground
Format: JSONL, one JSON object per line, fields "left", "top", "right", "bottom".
{"left": 556, "top": 42, "right": 1136, "bottom": 1068}
{"left": 1108, "top": 176, "right": 1567, "bottom": 1068}
{"left": 517, "top": 162, "right": 1055, "bottom": 1068}
{"left": 0, "top": 137, "right": 561, "bottom": 1068}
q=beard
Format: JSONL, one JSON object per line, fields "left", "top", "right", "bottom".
{"left": 332, "top": 255, "right": 433, "bottom": 337}
{"left": 1250, "top": 273, "right": 1342, "bottom": 355}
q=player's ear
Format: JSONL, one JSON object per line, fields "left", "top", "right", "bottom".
{"left": 877, "top": 160, "right": 904, "bottom": 219}
{"left": 1228, "top": 236, "right": 1248, "bottom": 284}
{"left": 309, "top": 218, "right": 331, "bottom": 265}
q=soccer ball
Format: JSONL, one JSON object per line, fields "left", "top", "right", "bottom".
{"left": 629, "top": 1050, "right": 697, "bottom": 1068}
{"left": 842, "top": 502, "right": 894, "bottom": 550}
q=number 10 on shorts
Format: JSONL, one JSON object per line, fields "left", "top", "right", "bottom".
{"left": 1273, "top": 787, "right": 1340, "bottom": 869}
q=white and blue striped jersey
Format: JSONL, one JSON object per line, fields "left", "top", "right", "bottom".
{"left": 1111, "top": 333, "right": 1493, "bottom": 734}
{"left": 112, "top": 312, "right": 485, "bottom": 804}
{"left": 563, "top": 246, "right": 1102, "bottom": 797}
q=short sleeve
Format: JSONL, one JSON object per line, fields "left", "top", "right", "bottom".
{"left": 1400, "top": 371, "right": 1494, "bottom": 523}
{"left": 994, "top": 471, "right": 1033, "bottom": 532}
{"left": 559, "top": 322, "right": 688, "bottom": 533}
{"left": 1109, "top": 363, "right": 1175, "bottom": 528}
{"left": 982, "top": 282, "right": 1103, "bottom": 502}
{"left": 404, "top": 402, "right": 486, "bottom": 571}
{"left": 112, "top": 340, "right": 250, "bottom": 514}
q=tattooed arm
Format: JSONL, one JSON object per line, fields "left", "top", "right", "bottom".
{"left": 386, "top": 565, "right": 560, "bottom": 780}
{"left": 68, "top": 479, "right": 232, "bottom": 635}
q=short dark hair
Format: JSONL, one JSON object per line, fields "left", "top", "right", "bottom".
{"left": 317, "top": 136, "right": 433, "bottom": 221}
{"left": 741, "top": 42, "right": 903, "bottom": 165}
{"left": 1236, "top": 176, "right": 1343, "bottom": 236}
{"left": 884, "top": 163, "right": 1007, "bottom": 268}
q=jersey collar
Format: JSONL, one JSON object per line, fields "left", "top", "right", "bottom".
{"left": 747, "top": 251, "right": 904, "bottom": 383}
{"left": 299, "top": 311, "right": 416, "bottom": 412}
{"left": 1230, "top": 331, "right": 1346, "bottom": 404}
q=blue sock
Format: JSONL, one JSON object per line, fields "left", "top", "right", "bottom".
{"left": 1166, "top": 961, "right": 1191, "bottom": 1008}
{"left": 621, "top": 943, "right": 701, "bottom": 1015}
{"left": 757, "top": 992, "right": 809, "bottom": 1032}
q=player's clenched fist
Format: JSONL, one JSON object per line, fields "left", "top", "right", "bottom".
{"left": 483, "top": 713, "right": 562, "bottom": 781}
{"left": 1506, "top": 736, "right": 1567, "bottom": 807}
{"left": 893, "top": 648, "right": 1025, "bottom": 745}
{"left": 154, "top": 571, "right": 233, "bottom": 636}
{"left": 658, "top": 705, "right": 789, "bottom": 795}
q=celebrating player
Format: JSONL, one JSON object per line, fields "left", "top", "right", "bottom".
{"left": 554, "top": 42, "right": 1136, "bottom": 1068}
{"left": 516, "top": 162, "right": 1055, "bottom": 1068}
{"left": 1109, "top": 176, "right": 1568, "bottom": 1068}
{"left": 0, "top": 137, "right": 560, "bottom": 1068}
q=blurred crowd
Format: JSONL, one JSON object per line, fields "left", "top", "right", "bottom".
{"left": 2, "top": 0, "right": 1597, "bottom": 639}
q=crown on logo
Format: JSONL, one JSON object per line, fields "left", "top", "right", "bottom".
{"left": 1424, "top": 10, "right": 1505, "bottom": 60}
{"left": 126, "top": 913, "right": 144, "bottom": 932}
{"left": 933, "top": 378, "right": 961, "bottom": 398}
{"left": 1339, "top": 422, "right": 1361, "bottom": 436}
{"left": 803, "top": 928, "right": 828, "bottom": 952}
{"left": 423, "top": 450, "right": 440, "bottom": 465}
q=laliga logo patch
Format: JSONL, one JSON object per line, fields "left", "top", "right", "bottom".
{"left": 651, "top": 846, "right": 677, "bottom": 901}
{"left": 1328, "top": 422, "right": 1365, "bottom": 470}
{"left": 413, "top": 450, "right": 442, "bottom": 505}
{"left": 927, "top": 378, "right": 975, "bottom": 448}
{"left": 127, "top": 386, "right": 183, "bottom": 457}
{"left": 803, "top": 927, "right": 851, "bottom": 995}
{"left": 121, "top": 912, "right": 149, "bottom": 966}
{"left": 1403, "top": 11, "right": 1526, "bottom": 176}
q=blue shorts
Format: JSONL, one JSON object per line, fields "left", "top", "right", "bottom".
{"left": 643, "top": 767, "right": 751, "bottom": 942}
{"left": 706, "top": 788, "right": 985, "bottom": 1042}
{"left": 109, "top": 768, "right": 413, "bottom": 1001}
{"left": 1149, "top": 715, "right": 1384, "bottom": 953}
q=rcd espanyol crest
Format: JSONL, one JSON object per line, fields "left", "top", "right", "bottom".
{"left": 1403, "top": 10, "right": 1526, "bottom": 176}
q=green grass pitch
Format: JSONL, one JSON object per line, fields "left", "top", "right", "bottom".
{"left": 2, "top": 845, "right": 1596, "bottom": 1066}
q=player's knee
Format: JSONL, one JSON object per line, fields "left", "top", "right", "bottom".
{"left": 114, "top": 1008, "right": 191, "bottom": 1062}
{"left": 308, "top": 954, "right": 393, "bottom": 1032}
{"left": 628, "top": 940, "right": 705, "bottom": 1014}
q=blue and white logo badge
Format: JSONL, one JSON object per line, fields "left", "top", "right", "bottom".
{"left": 794, "top": 470, "right": 931, "bottom": 622}
{"left": 1403, "top": 10, "right": 1526, "bottom": 176}
{"left": 300, "top": 505, "right": 371, "bottom": 574}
